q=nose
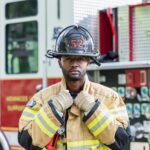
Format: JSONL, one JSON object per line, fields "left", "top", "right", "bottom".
{"left": 70, "top": 59, "right": 79, "bottom": 67}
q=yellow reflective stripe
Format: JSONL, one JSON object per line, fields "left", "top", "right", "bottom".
{"left": 102, "top": 146, "right": 110, "bottom": 150}
{"left": 99, "top": 146, "right": 109, "bottom": 150}
{"left": 35, "top": 117, "right": 53, "bottom": 137}
{"left": 67, "top": 140, "right": 99, "bottom": 147}
{"left": 88, "top": 114, "right": 104, "bottom": 129}
{"left": 57, "top": 141, "right": 62, "bottom": 145}
{"left": 57, "top": 140, "right": 110, "bottom": 150}
{"left": 20, "top": 108, "right": 37, "bottom": 120}
{"left": 24, "top": 107, "right": 37, "bottom": 114}
{"left": 91, "top": 145, "right": 109, "bottom": 150}
{"left": 40, "top": 108, "right": 59, "bottom": 131}
{"left": 93, "top": 119, "right": 112, "bottom": 136}
{"left": 56, "top": 141, "right": 63, "bottom": 150}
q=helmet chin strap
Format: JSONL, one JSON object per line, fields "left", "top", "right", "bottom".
{"left": 91, "top": 56, "right": 101, "bottom": 66}
{"left": 45, "top": 50, "right": 53, "bottom": 58}
{"left": 46, "top": 50, "right": 59, "bottom": 58}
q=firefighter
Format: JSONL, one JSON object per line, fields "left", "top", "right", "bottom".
{"left": 18, "top": 25, "right": 131, "bottom": 150}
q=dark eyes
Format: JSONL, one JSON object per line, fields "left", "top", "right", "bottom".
{"left": 64, "top": 57, "right": 89, "bottom": 62}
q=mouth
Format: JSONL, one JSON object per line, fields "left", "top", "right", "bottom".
{"left": 69, "top": 70, "right": 80, "bottom": 75}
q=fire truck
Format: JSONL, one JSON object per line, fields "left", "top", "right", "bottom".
{"left": 0, "top": 0, "right": 73, "bottom": 149}
{"left": 87, "top": 2, "right": 150, "bottom": 150}
{"left": 0, "top": 0, "right": 150, "bottom": 150}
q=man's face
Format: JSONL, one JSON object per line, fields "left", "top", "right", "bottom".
{"left": 58, "top": 56, "right": 90, "bottom": 81}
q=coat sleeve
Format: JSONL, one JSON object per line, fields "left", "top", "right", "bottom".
{"left": 83, "top": 94, "right": 131, "bottom": 149}
{"left": 18, "top": 91, "right": 64, "bottom": 149}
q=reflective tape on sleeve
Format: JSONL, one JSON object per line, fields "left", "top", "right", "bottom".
{"left": 20, "top": 107, "right": 37, "bottom": 120}
{"left": 35, "top": 108, "right": 59, "bottom": 138}
{"left": 87, "top": 113, "right": 112, "bottom": 136}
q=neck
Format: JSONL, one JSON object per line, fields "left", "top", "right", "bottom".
{"left": 66, "top": 79, "right": 85, "bottom": 92}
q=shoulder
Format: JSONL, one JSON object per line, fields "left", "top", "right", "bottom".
{"left": 90, "top": 81, "right": 122, "bottom": 108}
{"left": 90, "top": 81, "right": 117, "bottom": 96}
{"left": 33, "top": 82, "right": 62, "bottom": 103}
{"left": 42, "top": 82, "right": 62, "bottom": 94}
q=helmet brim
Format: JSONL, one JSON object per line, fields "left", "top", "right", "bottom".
{"left": 51, "top": 51, "right": 99, "bottom": 57}
{"left": 46, "top": 50, "right": 101, "bottom": 66}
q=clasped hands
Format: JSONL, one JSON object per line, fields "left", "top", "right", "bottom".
{"left": 52, "top": 90, "right": 95, "bottom": 113}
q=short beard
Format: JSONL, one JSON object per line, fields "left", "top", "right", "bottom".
{"left": 65, "top": 75, "right": 82, "bottom": 82}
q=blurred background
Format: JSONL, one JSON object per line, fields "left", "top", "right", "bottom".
{"left": 0, "top": 0, "right": 150, "bottom": 149}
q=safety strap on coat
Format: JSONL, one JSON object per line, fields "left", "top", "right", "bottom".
{"left": 46, "top": 134, "right": 59, "bottom": 150}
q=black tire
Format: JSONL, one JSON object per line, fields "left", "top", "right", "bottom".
{"left": 0, "top": 142, "right": 4, "bottom": 150}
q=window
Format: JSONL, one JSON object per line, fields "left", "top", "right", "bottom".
{"left": 6, "top": 0, "right": 37, "bottom": 19}
{"left": 6, "top": 21, "right": 38, "bottom": 74}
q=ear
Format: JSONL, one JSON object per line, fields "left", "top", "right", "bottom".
{"left": 87, "top": 57, "right": 91, "bottom": 65}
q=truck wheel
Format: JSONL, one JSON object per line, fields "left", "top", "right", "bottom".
{"left": 0, "top": 142, "right": 3, "bottom": 150}
{"left": 0, "top": 131, "right": 10, "bottom": 150}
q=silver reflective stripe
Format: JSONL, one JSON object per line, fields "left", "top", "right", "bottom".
{"left": 37, "top": 113, "right": 55, "bottom": 134}
{"left": 22, "top": 111, "right": 35, "bottom": 119}
{"left": 67, "top": 145, "right": 91, "bottom": 150}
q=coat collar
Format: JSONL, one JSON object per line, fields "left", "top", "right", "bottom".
{"left": 60, "top": 74, "right": 90, "bottom": 92}
{"left": 60, "top": 74, "right": 91, "bottom": 116}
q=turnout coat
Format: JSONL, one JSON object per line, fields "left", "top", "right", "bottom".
{"left": 18, "top": 75, "right": 130, "bottom": 150}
